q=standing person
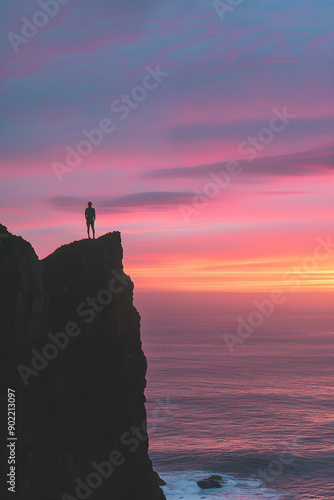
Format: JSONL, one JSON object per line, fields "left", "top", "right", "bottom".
{"left": 85, "top": 201, "right": 96, "bottom": 239}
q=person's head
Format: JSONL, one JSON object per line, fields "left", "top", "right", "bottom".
{"left": 88, "top": 201, "right": 92, "bottom": 207}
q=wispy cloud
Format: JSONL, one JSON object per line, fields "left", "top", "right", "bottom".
{"left": 49, "top": 192, "right": 195, "bottom": 212}
{"left": 145, "top": 147, "right": 334, "bottom": 179}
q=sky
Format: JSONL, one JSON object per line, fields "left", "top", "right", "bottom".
{"left": 1, "top": 0, "right": 333, "bottom": 292}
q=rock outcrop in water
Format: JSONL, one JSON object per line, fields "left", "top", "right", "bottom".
{"left": 197, "top": 475, "right": 223, "bottom": 489}
{"left": 0, "top": 226, "right": 166, "bottom": 500}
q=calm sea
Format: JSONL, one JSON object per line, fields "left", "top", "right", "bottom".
{"left": 134, "top": 291, "right": 334, "bottom": 500}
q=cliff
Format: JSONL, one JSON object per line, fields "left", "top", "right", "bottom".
{"left": 0, "top": 225, "right": 166, "bottom": 500}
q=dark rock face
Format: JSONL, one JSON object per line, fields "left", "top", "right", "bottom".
{"left": 0, "top": 229, "right": 166, "bottom": 500}
{"left": 154, "top": 471, "right": 166, "bottom": 486}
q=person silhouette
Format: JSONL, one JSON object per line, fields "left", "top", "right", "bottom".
{"left": 85, "top": 202, "right": 96, "bottom": 239}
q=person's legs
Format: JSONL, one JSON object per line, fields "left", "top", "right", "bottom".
{"left": 91, "top": 221, "right": 95, "bottom": 239}
{"left": 86, "top": 221, "right": 91, "bottom": 238}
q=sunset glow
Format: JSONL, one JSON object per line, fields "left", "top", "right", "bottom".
{"left": 1, "top": 0, "right": 333, "bottom": 292}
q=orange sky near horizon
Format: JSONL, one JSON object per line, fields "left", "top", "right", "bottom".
{"left": 1, "top": 0, "right": 334, "bottom": 295}
{"left": 125, "top": 258, "right": 334, "bottom": 292}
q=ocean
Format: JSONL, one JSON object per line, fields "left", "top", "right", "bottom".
{"left": 134, "top": 291, "right": 334, "bottom": 500}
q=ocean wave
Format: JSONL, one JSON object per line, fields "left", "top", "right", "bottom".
{"left": 159, "top": 470, "right": 285, "bottom": 499}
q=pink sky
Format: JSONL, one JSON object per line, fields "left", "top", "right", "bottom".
{"left": 1, "top": 0, "right": 333, "bottom": 292}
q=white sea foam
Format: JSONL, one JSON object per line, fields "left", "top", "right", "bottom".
{"left": 159, "top": 470, "right": 283, "bottom": 500}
